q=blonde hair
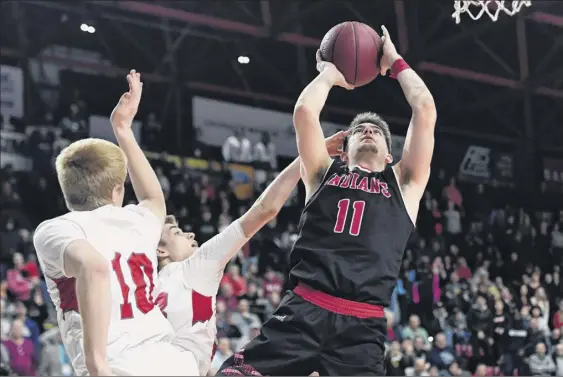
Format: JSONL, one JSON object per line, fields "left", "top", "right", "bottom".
{"left": 56, "top": 138, "right": 127, "bottom": 211}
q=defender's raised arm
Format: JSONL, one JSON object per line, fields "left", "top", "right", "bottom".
{"left": 110, "top": 70, "right": 166, "bottom": 223}
{"left": 293, "top": 52, "right": 353, "bottom": 198}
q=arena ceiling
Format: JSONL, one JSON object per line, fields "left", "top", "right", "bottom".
{"left": 1, "top": 0, "right": 562, "bottom": 152}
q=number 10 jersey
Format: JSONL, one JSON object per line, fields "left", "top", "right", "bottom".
{"left": 33, "top": 204, "right": 175, "bottom": 376}
{"left": 288, "top": 160, "right": 414, "bottom": 307}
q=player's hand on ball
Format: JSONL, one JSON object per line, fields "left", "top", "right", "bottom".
{"left": 379, "top": 25, "right": 402, "bottom": 76}
{"left": 110, "top": 69, "right": 143, "bottom": 129}
{"left": 325, "top": 129, "right": 350, "bottom": 157}
{"left": 316, "top": 50, "right": 354, "bottom": 90}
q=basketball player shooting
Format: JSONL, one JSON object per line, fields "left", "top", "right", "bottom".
{"left": 153, "top": 132, "right": 347, "bottom": 376}
{"left": 217, "top": 26, "right": 437, "bottom": 376}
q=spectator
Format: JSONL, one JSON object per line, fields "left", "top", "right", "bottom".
{"left": 528, "top": 342, "right": 556, "bottom": 376}
{"left": 385, "top": 341, "right": 409, "bottom": 375}
{"left": 222, "top": 129, "right": 252, "bottom": 163}
{"left": 554, "top": 300, "right": 563, "bottom": 329}
{"left": 2, "top": 318, "right": 36, "bottom": 376}
{"left": 230, "top": 299, "right": 261, "bottom": 341}
{"left": 428, "top": 333, "right": 455, "bottom": 371}
{"left": 221, "top": 264, "right": 247, "bottom": 297}
{"left": 443, "top": 177, "right": 463, "bottom": 208}
{"left": 405, "top": 357, "right": 429, "bottom": 376}
{"left": 253, "top": 132, "right": 277, "bottom": 170}
{"left": 402, "top": 315, "right": 430, "bottom": 345}
{"left": 209, "top": 337, "right": 233, "bottom": 376}
{"left": 444, "top": 200, "right": 462, "bottom": 236}
{"left": 6, "top": 252, "right": 33, "bottom": 302}
{"left": 554, "top": 343, "right": 563, "bottom": 377}
{"left": 447, "top": 361, "right": 471, "bottom": 376}
{"left": 38, "top": 333, "right": 73, "bottom": 376}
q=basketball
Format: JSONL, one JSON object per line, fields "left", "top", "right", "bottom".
{"left": 319, "top": 21, "right": 382, "bottom": 87}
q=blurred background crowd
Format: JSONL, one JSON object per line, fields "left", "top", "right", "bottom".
{"left": 1, "top": 1, "right": 563, "bottom": 375}
{"left": 1, "top": 103, "right": 562, "bottom": 376}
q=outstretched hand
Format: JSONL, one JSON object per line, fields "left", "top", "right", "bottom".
{"left": 315, "top": 50, "right": 354, "bottom": 90}
{"left": 110, "top": 69, "right": 143, "bottom": 130}
{"left": 325, "top": 129, "right": 350, "bottom": 156}
{"left": 379, "top": 25, "right": 402, "bottom": 76}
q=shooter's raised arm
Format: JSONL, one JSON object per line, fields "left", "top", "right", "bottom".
{"left": 293, "top": 52, "right": 353, "bottom": 199}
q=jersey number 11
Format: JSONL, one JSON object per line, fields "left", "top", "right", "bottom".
{"left": 333, "top": 199, "right": 366, "bottom": 236}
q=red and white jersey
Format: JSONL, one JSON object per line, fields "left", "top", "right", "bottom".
{"left": 33, "top": 204, "right": 174, "bottom": 376}
{"left": 157, "top": 220, "right": 248, "bottom": 376}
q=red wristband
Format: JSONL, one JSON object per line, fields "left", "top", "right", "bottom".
{"left": 390, "top": 59, "right": 410, "bottom": 79}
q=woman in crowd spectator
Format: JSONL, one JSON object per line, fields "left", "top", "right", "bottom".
{"left": 2, "top": 318, "right": 36, "bottom": 376}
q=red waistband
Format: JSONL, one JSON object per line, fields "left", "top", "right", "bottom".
{"left": 293, "top": 283, "right": 385, "bottom": 319}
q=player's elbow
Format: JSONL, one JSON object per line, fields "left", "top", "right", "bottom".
{"left": 412, "top": 96, "right": 437, "bottom": 121}
{"left": 255, "top": 200, "right": 280, "bottom": 220}
{"left": 293, "top": 103, "right": 314, "bottom": 132}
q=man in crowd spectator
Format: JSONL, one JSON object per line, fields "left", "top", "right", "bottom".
{"left": 222, "top": 128, "right": 252, "bottom": 163}
{"left": 527, "top": 342, "right": 556, "bottom": 375}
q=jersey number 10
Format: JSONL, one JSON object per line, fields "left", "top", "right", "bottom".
{"left": 333, "top": 199, "right": 366, "bottom": 236}
{"left": 111, "top": 252, "right": 155, "bottom": 319}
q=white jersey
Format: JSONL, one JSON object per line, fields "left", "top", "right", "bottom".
{"left": 33, "top": 204, "right": 175, "bottom": 376}
{"left": 157, "top": 220, "right": 248, "bottom": 376}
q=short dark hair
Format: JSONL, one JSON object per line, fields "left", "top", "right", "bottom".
{"left": 344, "top": 112, "right": 392, "bottom": 153}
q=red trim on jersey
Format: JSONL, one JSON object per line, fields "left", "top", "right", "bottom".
{"left": 192, "top": 290, "right": 213, "bottom": 325}
{"left": 356, "top": 164, "right": 374, "bottom": 173}
{"left": 294, "top": 283, "right": 385, "bottom": 318}
{"left": 53, "top": 277, "right": 79, "bottom": 313}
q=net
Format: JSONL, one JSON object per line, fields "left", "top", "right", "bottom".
{"left": 452, "top": 1, "right": 532, "bottom": 23}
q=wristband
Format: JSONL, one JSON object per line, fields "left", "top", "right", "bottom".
{"left": 390, "top": 59, "right": 410, "bottom": 79}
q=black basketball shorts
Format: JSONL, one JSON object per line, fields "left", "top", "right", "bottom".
{"left": 216, "top": 283, "right": 387, "bottom": 376}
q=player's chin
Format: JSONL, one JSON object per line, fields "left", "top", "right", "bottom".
{"left": 357, "top": 144, "right": 378, "bottom": 154}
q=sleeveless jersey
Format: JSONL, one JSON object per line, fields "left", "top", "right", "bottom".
{"left": 33, "top": 205, "right": 174, "bottom": 376}
{"left": 289, "top": 160, "right": 414, "bottom": 306}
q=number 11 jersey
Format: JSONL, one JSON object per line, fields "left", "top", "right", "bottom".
{"left": 288, "top": 160, "right": 414, "bottom": 307}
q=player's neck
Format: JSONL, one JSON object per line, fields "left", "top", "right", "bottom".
{"left": 348, "top": 159, "right": 385, "bottom": 173}
{"left": 158, "top": 258, "right": 171, "bottom": 271}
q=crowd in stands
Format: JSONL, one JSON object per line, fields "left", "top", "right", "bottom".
{"left": 0, "top": 105, "right": 562, "bottom": 376}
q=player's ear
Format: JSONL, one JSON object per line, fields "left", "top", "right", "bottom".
{"left": 385, "top": 153, "right": 393, "bottom": 164}
{"left": 156, "top": 246, "right": 169, "bottom": 259}
{"left": 340, "top": 151, "right": 348, "bottom": 162}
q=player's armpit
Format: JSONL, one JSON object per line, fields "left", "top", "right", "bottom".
{"left": 64, "top": 240, "right": 112, "bottom": 376}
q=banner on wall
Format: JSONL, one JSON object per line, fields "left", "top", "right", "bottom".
{"left": 89, "top": 115, "right": 141, "bottom": 144}
{"left": 542, "top": 157, "right": 563, "bottom": 191}
{"left": 0, "top": 130, "right": 31, "bottom": 171}
{"left": 229, "top": 163, "right": 255, "bottom": 200}
{"left": 1, "top": 65, "right": 24, "bottom": 119}
{"left": 437, "top": 142, "right": 515, "bottom": 186}
{"left": 193, "top": 97, "right": 347, "bottom": 157}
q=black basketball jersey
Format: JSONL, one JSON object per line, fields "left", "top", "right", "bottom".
{"left": 288, "top": 160, "right": 414, "bottom": 307}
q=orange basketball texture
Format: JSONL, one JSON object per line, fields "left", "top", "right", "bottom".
{"left": 319, "top": 22, "right": 382, "bottom": 87}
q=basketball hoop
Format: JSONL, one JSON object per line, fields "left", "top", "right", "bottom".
{"left": 452, "top": 1, "right": 532, "bottom": 24}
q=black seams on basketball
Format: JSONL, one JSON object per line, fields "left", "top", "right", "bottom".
{"left": 319, "top": 21, "right": 382, "bottom": 87}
